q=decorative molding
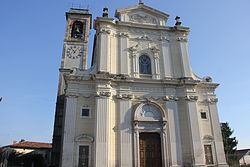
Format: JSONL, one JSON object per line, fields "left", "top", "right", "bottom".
{"left": 136, "top": 35, "right": 151, "bottom": 41}
{"left": 115, "top": 94, "right": 134, "bottom": 100}
{"left": 199, "top": 98, "right": 218, "bottom": 104}
{"left": 65, "top": 93, "right": 78, "bottom": 98}
{"left": 177, "top": 37, "right": 188, "bottom": 42}
{"left": 95, "top": 91, "right": 111, "bottom": 97}
{"left": 129, "top": 45, "right": 139, "bottom": 52}
{"left": 159, "top": 36, "right": 170, "bottom": 42}
{"left": 134, "top": 96, "right": 162, "bottom": 101}
{"left": 203, "top": 135, "right": 214, "bottom": 141}
{"left": 150, "top": 46, "right": 160, "bottom": 54}
{"left": 202, "top": 76, "right": 213, "bottom": 82}
{"left": 78, "top": 94, "right": 92, "bottom": 98}
{"left": 95, "top": 73, "right": 128, "bottom": 80}
{"left": 186, "top": 88, "right": 196, "bottom": 93}
{"left": 153, "top": 54, "right": 160, "bottom": 59}
{"left": 184, "top": 95, "right": 198, "bottom": 101}
{"left": 138, "top": 106, "right": 162, "bottom": 120}
{"left": 98, "top": 28, "right": 111, "bottom": 35}
{"left": 65, "top": 75, "right": 92, "bottom": 81}
{"left": 129, "top": 14, "right": 157, "bottom": 24}
{"left": 207, "top": 98, "right": 218, "bottom": 103}
{"left": 162, "top": 96, "right": 179, "bottom": 101}
{"left": 117, "top": 32, "right": 129, "bottom": 38}
{"left": 75, "top": 134, "right": 94, "bottom": 143}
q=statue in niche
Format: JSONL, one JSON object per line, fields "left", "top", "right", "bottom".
{"left": 71, "top": 21, "right": 85, "bottom": 39}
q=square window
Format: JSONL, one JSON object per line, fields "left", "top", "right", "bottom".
{"left": 81, "top": 108, "right": 90, "bottom": 118}
{"left": 201, "top": 112, "right": 207, "bottom": 119}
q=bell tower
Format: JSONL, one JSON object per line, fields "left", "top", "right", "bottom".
{"left": 61, "top": 8, "right": 92, "bottom": 70}
{"left": 51, "top": 8, "right": 92, "bottom": 167}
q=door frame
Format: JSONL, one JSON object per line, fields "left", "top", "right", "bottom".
{"left": 132, "top": 102, "right": 169, "bottom": 167}
{"left": 139, "top": 132, "right": 163, "bottom": 167}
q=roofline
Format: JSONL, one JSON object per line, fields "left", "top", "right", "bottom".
{"left": 115, "top": 4, "right": 170, "bottom": 19}
{"left": 7, "top": 145, "right": 52, "bottom": 149}
{"left": 1, "top": 141, "right": 52, "bottom": 149}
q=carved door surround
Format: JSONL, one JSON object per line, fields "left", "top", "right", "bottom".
{"left": 133, "top": 101, "right": 169, "bottom": 167}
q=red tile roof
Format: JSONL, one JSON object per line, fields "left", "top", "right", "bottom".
{"left": 6, "top": 141, "right": 52, "bottom": 149}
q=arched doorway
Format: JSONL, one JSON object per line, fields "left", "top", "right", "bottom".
{"left": 133, "top": 102, "right": 168, "bottom": 167}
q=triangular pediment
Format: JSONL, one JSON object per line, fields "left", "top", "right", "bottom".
{"left": 115, "top": 4, "right": 169, "bottom": 25}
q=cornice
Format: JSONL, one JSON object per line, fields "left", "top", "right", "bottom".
{"left": 197, "top": 82, "right": 219, "bottom": 89}
{"left": 94, "top": 17, "right": 189, "bottom": 33}
{"left": 116, "top": 21, "right": 190, "bottom": 33}
{"left": 64, "top": 72, "right": 202, "bottom": 87}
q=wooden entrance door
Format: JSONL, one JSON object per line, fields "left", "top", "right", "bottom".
{"left": 139, "top": 133, "right": 162, "bottom": 167}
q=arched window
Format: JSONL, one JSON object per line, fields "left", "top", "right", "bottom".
{"left": 139, "top": 55, "right": 151, "bottom": 74}
{"left": 71, "top": 21, "right": 84, "bottom": 39}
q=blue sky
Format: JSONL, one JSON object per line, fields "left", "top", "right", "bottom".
{"left": 0, "top": 0, "right": 249, "bottom": 149}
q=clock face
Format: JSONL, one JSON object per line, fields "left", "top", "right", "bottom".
{"left": 66, "top": 45, "right": 82, "bottom": 59}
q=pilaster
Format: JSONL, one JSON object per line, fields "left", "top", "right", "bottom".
{"left": 165, "top": 99, "right": 183, "bottom": 166}
{"left": 161, "top": 38, "right": 172, "bottom": 78}
{"left": 185, "top": 96, "right": 205, "bottom": 166}
{"left": 117, "top": 99, "right": 133, "bottom": 167}
{"left": 98, "top": 29, "right": 111, "bottom": 72}
{"left": 162, "top": 122, "right": 170, "bottom": 167}
{"left": 61, "top": 95, "right": 78, "bottom": 167}
{"left": 94, "top": 95, "right": 110, "bottom": 167}
{"left": 118, "top": 33, "right": 130, "bottom": 75}
{"left": 208, "top": 100, "right": 228, "bottom": 166}
{"left": 178, "top": 38, "right": 192, "bottom": 77}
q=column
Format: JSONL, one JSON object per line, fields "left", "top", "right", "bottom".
{"left": 118, "top": 99, "right": 133, "bottom": 167}
{"left": 185, "top": 96, "right": 205, "bottom": 166}
{"left": 208, "top": 99, "right": 228, "bottom": 167}
{"left": 61, "top": 95, "right": 78, "bottom": 167}
{"left": 161, "top": 39, "right": 173, "bottom": 78}
{"left": 166, "top": 100, "right": 183, "bottom": 167}
{"left": 98, "top": 29, "right": 111, "bottom": 73}
{"left": 178, "top": 38, "right": 192, "bottom": 77}
{"left": 94, "top": 96, "right": 110, "bottom": 167}
{"left": 118, "top": 33, "right": 130, "bottom": 75}
{"left": 133, "top": 124, "right": 140, "bottom": 167}
{"left": 162, "top": 122, "right": 169, "bottom": 167}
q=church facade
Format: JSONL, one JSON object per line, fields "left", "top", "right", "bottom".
{"left": 51, "top": 3, "right": 228, "bottom": 167}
